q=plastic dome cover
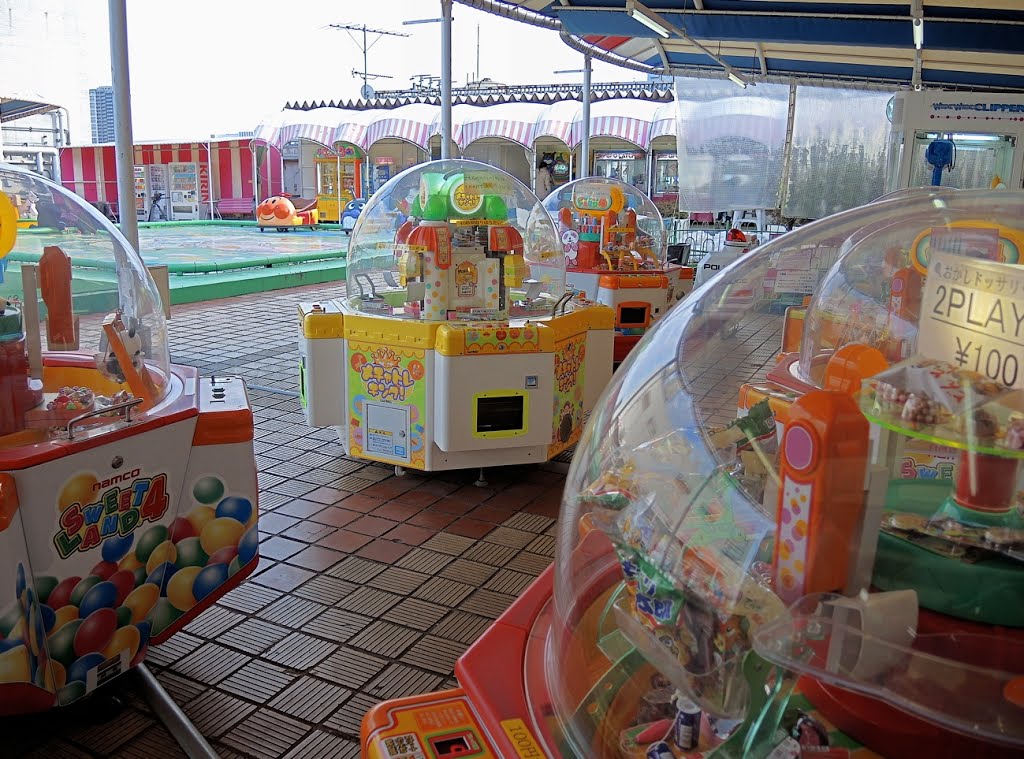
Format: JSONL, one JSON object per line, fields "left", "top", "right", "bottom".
{"left": 797, "top": 190, "right": 1024, "bottom": 388}
{"left": 345, "top": 159, "right": 564, "bottom": 320}
{"left": 541, "top": 176, "right": 667, "bottom": 266}
{"left": 546, "top": 189, "right": 1024, "bottom": 756}
{"left": 0, "top": 164, "right": 170, "bottom": 448}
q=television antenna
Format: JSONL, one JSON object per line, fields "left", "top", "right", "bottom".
{"left": 410, "top": 74, "right": 441, "bottom": 92}
{"left": 329, "top": 23, "right": 409, "bottom": 101}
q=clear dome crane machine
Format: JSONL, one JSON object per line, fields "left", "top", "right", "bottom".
{"left": 362, "top": 189, "right": 1024, "bottom": 759}
{"left": 0, "top": 165, "right": 259, "bottom": 714}
{"left": 297, "top": 160, "right": 616, "bottom": 478}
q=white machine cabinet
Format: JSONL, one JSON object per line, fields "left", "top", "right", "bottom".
{"left": 887, "top": 91, "right": 1024, "bottom": 193}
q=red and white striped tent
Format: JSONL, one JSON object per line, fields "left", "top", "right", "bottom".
{"left": 533, "top": 100, "right": 581, "bottom": 147}
{"left": 256, "top": 107, "right": 370, "bottom": 150}
{"left": 362, "top": 104, "right": 438, "bottom": 151}
{"left": 59, "top": 138, "right": 283, "bottom": 206}
{"left": 570, "top": 98, "right": 664, "bottom": 150}
{"left": 650, "top": 102, "right": 678, "bottom": 142}
{"left": 453, "top": 103, "right": 547, "bottom": 150}
{"left": 254, "top": 98, "right": 681, "bottom": 155}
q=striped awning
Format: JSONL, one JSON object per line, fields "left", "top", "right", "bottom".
{"left": 572, "top": 98, "right": 664, "bottom": 148}
{"left": 364, "top": 104, "right": 438, "bottom": 151}
{"left": 454, "top": 103, "right": 548, "bottom": 149}
{"left": 533, "top": 100, "right": 581, "bottom": 145}
{"left": 650, "top": 101, "right": 677, "bottom": 141}
{"left": 255, "top": 97, "right": 688, "bottom": 152}
{"left": 58, "top": 140, "right": 283, "bottom": 205}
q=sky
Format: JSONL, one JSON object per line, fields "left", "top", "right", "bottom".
{"left": 74, "top": 0, "right": 646, "bottom": 142}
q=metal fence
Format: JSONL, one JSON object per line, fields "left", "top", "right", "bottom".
{"left": 665, "top": 219, "right": 790, "bottom": 266}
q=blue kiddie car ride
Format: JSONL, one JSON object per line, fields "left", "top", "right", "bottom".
{"left": 341, "top": 198, "right": 366, "bottom": 234}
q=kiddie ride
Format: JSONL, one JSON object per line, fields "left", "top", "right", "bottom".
{"left": 298, "top": 160, "right": 614, "bottom": 478}
{"left": 0, "top": 166, "right": 258, "bottom": 714}
{"left": 256, "top": 194, "right": 320, "bottom": 232}
{"left": 546, "top": 178, "right": 694, "bottom": 366}
{"left": 362, "top": 190, "right": 1024, "bottom": 758}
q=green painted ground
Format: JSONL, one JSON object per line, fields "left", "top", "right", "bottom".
{"left": 5, "top": 222, "right": 353, "bottom": 307}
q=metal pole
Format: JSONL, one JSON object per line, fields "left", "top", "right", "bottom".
{"left": 580, "top": 53, "right": 592, "bottom": 179}
{"left": 108, "top": 0, "right": 139, "bottom": 252}
{"left": 251, "top": 141, "right": 258, "bottom": 204}
{"left": 363, "top": 27, "right": 369, "bottom": 97}
{"left": 207, "top": 141, "right": 215, "bottom": 220}
{"left": 440, "top": 0, "right": 453, "bottom": 159}
{"left": 135, "top": 665, "right": 218, "bottom": 759}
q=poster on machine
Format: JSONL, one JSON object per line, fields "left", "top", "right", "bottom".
{"left": 0, "top": 420, "right": 259, "bottom": 710}
{"left": 549, "top": 333, "right": 587, "bottom": 458}
{"left": 349, "top": 342, "right": 428, "bottom": 469}
{"left": 919, "top": 249, "right": 1024, "bottom": 390}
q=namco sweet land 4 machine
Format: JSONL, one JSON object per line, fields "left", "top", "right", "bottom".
{"left": 545, "top": 177, "right": 694, "bottom": 366}
{"left": 298, "top": 160, "right": 614, "bottom": 477}
{"left": 0, "top": 165, "right": 258, "bottom": 713}
{"left": 362, "top": 189, "right": 1024, "bottom": 759}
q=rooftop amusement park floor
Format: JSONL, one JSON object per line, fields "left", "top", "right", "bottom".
{"left": 5, "top": 284, "right": 783, "bottom": 759}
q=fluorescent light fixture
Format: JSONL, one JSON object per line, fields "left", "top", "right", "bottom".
{"left": 913, "top": 18, "right": 924, "bottom": 49}
{"left": 627, "top": 1, "right": 671, "bottom": 38}
{"left": 403, "top": 17, "right": 442, "bottom": 25}
{"left": 727, "top": 70, "right": 747, "bottom": 88}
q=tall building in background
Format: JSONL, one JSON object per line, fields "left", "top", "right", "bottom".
{"left": 89, "top": 86, "right": 115, "bottom": 143}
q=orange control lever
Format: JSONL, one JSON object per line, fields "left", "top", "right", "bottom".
{"left": 773, "top": 390, "right": 869, "bottom": 605}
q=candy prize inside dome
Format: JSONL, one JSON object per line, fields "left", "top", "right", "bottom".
{"left": 344, "top": 159, "right": 564, "bottom": 322}
{"left": 543, "top": 189, "right": 1024, "bottom": 758}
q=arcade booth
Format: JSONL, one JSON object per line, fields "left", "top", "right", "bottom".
{"left": 0, "top": 165, "right": 259, "bottom": 714}
{"left": 298, "top": 160, "right": 615, "bottom": 477}
{"left": 363, "top": 189, "right": 1024, "bottom": 758}
{"left": 256, "top": 194, "right": 320, "bottom": 232}
{"left": 546, "top": 178, "right": 693, "bottom": 366}
{"left": 886, "top": 90, "right": 1024, "bottom": 193}
{"left": 315, "top": 145, "right": 363, "bottom": 223}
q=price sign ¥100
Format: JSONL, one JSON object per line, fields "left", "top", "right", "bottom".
{"left": 918, "top": 250, "right": 1024, "bottom": 389}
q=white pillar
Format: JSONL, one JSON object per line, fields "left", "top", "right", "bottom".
{"left": 580, "top": 54, "right": 592, "bottom": 179}
{"left": 440, "top": 0, "right": 453, "bottom": 159}
{"left": 108, "top": 0, "right": 139, "bottom": 252}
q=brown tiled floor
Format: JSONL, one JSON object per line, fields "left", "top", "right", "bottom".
{"left": 0, "top": 281, "right": 568, "bottom": 758}
{"left": 5, "top": 281, "right": 782, "bottom": 757}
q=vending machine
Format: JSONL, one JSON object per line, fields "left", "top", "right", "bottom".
{"left": 168, "top": 162, "right": 200, "bottom": 221}
{"left": 133, "top": 167, "right": 149, "bottom": 222}
{"left": 147, "top": 165, "right": 169, "bottom": 222}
